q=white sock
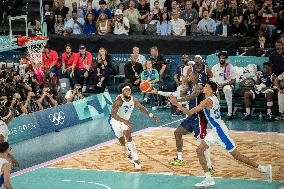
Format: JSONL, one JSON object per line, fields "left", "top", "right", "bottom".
{"left": 246, "top": 108, "right": 250, "bottom": 114}
{"left": 205, "top": 172, "right": 212, "bottom": 179}
{"left": 127, "top": 140, "right": 138, "bottom": 160}
{"left": 228, "top": 106, "right": 232, "bottom": 115}
{"left": 204, "top": 149, "right": 212, "bottom": 168}
{"left": 177, "top": 152, "right": 183, "bottom": 160}
{"left": 267, "top": 102, "right": 273, "bottom": 114}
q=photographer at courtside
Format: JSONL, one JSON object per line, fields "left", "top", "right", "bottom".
{"left": 65, "top": 84, "right": 84, "bottom": 103}
{"left": 112, "top": 9, "right": 130, "bottom": 35}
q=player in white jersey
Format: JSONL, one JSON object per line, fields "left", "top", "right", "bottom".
{"left": 0, "top": 107, "right": 19, "bottom": 167}
{"left": 0, "top": 142, "right": 13, "bottom": 189}
{"left": 169, "top": 81, "right": 272, "bottom": 188}
{"left": 109, "top": 83, "right": 160, "bottom": 169}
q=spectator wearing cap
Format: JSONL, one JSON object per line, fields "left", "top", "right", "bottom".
{"left": 70, "top": 45, "right": 93, "bottom": 92}
{"left": 112, "top": 9, "right": 130, "bottom": 35}
{"left": 211, "top": 52, "right": 236, "bottom": 119}
{"left": 95, "top": 0, "right": 112, "bottom": 19}
{"left": 83, "top": 12, "right": 97, "bottom": 35}
{"left": 63, "top": 10, "right": 85, "bottom": 35}
{"left": 197, "top": 9, "right": 216, "bottom": 36}
{"left": 124, "top": 0, "right": 141, "bottom": 25}
{"left": 156, "top": 12, "right": 172, "bottom": 36}
{"left": 171, "top": 10, "right": 186, "bottom": 36}
{"left": 42, "top": 44, "right": 60, "bottom": 77}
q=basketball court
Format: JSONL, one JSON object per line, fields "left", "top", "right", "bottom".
{"left": 10, "top": 111, "right": 284, "bottom": 189}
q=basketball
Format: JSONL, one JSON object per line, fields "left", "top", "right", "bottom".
{"left": 139, "top": 81, "right": 152, "bottom": 92}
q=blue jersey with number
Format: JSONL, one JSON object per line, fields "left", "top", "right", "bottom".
{"left": 192, "top": 64, "right": 208, "bottom": 86}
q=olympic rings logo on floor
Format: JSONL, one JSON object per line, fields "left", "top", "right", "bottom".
{"left": 49, "top": 111, "right": 66, "bottom": 125}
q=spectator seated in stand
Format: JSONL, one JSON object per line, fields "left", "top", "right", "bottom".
{"left": 58, "top": 44, "right": 76, "bottom": 90}
{"left": 96, "top": 13, "right": 111, "bottom": 35}
{"left": 242, "top": 62, "right": 276, "bottom": 121}
{"left": 124, "top": 54, "right": 144, "bottom": 87}
{"left": 70, "top": 44, "right": 94, "bottom": 93}
{"left": 96, "top": 48, "right": 115, "bottom": 91}
{"left": 197, "top": 9, "right": 216, "bottom": 36}
{"left": 42, "top": 44, "right": 60, "bottom": 87}
{"left": 112, "top": 9, "right": 130, "bottom": 35}
{"left": 54, "top": 14, "right": 65, "bottom": 35}
{"left": 95, "top": 0, "right": 113, "bottom": 19}
{"left": 83, "top": 12, "right": 97, "bottom": 35}
{"left": 215, "top": 15, "right": 231, "bottom": 37}
{"left": 156, "top": 12, "right": 172, "bottom": 36}
{"left": 171, "top": 10, "right": 186, "bottom": 36}
{"left": 63, "top": 10, "right": 85, "bottom": 36}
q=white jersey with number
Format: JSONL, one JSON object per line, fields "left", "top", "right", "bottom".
{"left": 0, "top": 121, "right": 8, "bottom": 142}
{"left": 203, "top": 95, "right": 228, "bottom": 132}
{"left": 117, "top": 94, "right": 134, "bottom": 121}
{"left": 203, "top": 95, "right": 235, "bottom": 152}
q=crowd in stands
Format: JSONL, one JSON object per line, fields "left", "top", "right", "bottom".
{"left": 16, "top": 0, "right": 278, "bottom": 42}
{"left": 0, "top": 33, "right": 283, "bottom": 120}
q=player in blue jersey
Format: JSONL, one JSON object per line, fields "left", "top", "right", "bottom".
{"left": 169, "top": 81, "right": 272, "bottom": 188}
{"left": 243, "top": 62, "right": 276, "bottom": 121}
{"left": 109, "top": 83, "right": 160, "bottom": 169}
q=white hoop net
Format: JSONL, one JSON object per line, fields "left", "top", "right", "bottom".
{"left": 26, "top": 39, "right": 48, "bottom": 65}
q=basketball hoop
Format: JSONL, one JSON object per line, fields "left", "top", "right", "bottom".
{"left": 21, "top": 36, "right": 48, "bottom": 65}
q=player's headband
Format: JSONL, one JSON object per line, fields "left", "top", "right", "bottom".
{"left": 122, "top": 86, "right": 131, "bottom": 92}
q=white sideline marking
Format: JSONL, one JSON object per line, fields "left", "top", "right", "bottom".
{"left": 60, "top": 179, "right": 111, "bottom": 189}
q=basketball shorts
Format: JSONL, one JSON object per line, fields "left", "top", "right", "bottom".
{"left": 180, "top": 112, "right": 207, "bottom": 139}
{"left": 108, "top": 116, "right": 129, "bottom": 138}
{"left": 204, "top": 128, "right": 236, "bottom": 152}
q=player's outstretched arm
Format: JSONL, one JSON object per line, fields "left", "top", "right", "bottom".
{"left": 169, "top": 96, "right": 213, "bottom": 116}
{"left": 178, "top": 84, "right": 203, "bottom": 103}
{"left": 111, "top": 97, "right": 131, "bottom": 126}
{"left": 133, "top": 98, "right": 160, "bottom": 123}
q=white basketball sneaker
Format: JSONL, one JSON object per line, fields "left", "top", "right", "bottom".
{"left": 133, "top": 160, "right": 141, "bottom": 170}
{"left": 195, "top": 177, "right": 215, "bottom": 188}
{"left": 259, "top": 165, "right": 272, "bottom": 183}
